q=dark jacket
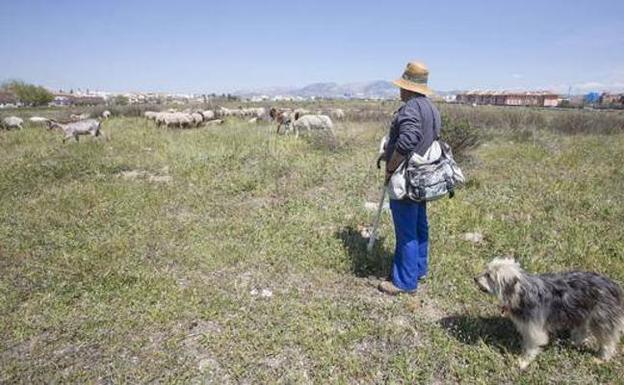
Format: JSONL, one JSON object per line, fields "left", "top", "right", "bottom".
{"left": 384, "top": 95, "right": 441, "bottom": 161}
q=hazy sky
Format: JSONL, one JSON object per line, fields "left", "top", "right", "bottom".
{"left": 1, "top": 0, "right": 623, "bottom": 94}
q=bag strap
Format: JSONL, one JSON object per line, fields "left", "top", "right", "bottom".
{"left": 425, "top": 98, "right": 441, "bottom": 141}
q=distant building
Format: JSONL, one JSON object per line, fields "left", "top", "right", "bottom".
{"left": 600, "top": 92, "right": 624, "bottom": 107}
{"left": 70, "top": 95, "right": 105, "bottom": 106}
{"left": 50, "top": 93, "right": 72, "bottom": 106}
{"left": 50, "top": 93, "right": 105, "bottom": 106}
{"left": 457, "top": 90, "right": 559, "bottom": 107}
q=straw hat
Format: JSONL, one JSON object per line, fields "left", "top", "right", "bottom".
{"left": 392, "top": 61, "right": 433, "bottom": 96}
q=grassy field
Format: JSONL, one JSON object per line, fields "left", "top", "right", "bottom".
{"left": 1, "top": 112, "right": 624, "bottom": 384}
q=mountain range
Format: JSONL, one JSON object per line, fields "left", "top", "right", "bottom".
{"left": 235, "top": 80, "right": 401, "bottom": 99}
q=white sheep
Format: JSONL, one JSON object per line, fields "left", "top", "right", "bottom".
{"left": 29, "top": 116, "right": 49, "bottom": 123}
{"left": 240, "top": 107, "right": 266, "bottom": 118}
{"left": 102, "top": 110, "right": 111, "bottom": 119}
{"left": 156, "top": 112, "right": 194, "bottom": 128}
{"left": 293, "top": 108, "right": 311, "bottom": 120}
{"left": 204, "top": 119, "right": 224, "bottom": 126}
{"left": 70, "top": 113, "right": 91, "bottom": 121}
{"left": 155, "top": 112, "right": 167, "bottom": 126}
{"left": 190, "top": 112, "right": 204, "bottom": 127}
{"left": 285, "top": 114, "right": 333, "bottom": 137}
{"left": 330, "top": 108, "right": 345, "bottom": 120}
{"left": 253, "top": 107, "right": 267, "bottom": 119}
{"left": 2, "top": 116, "right": 24, "bottom": 130}
{"left": 144, "top": 111, "right": 158, "bottom": 120}
{"left": 201, "top": 110, "right": 215, "bottom": 121}
{"left": 216, "top": 107, "right": 233, "bottom": 118}
{"left": 47, "top": 119, "right": 103, "bottom": 143}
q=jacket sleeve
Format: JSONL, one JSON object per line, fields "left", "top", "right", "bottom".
{"left": 394, "top": 102, "right": 423, "bottom": 156}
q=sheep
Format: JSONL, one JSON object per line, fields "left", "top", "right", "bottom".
{"left": 216, "top": 107, "right": 233, "bottom": 118}
{"left": 190, "top": 112, "right": 204, "bottom": 127}
{"left": 284, "top": 114, "right": 333, "bottom": 137}
{"left": 144, "top": 111, "right": 159, "bottom": 120}
{"left": 204, "top": 119, "right": 224, "bottom": 126}
{"left": 101, "top": 110, "right": 111, "bottom": 119}
{"left": 2, "top": 116, "right": 24, "bottom": 130}
{"left": 47, "top": 119, "right": 103, "bottom": 143}
{"left": 155, "top": 112, "right": 194, "bottom": 128}
{"left": 28, "top": 116, "right": 49, "bottom": 127}
{"left": 253, "top": 107, "right": 267, "bottom": 119}
{"left": 240, "top": 107, "right": 266, "bottom": 119}
{"left": 330, "top": 108, "right": 345, "bottom": 120}
{"left": 29, "top": 116, "right": 49, "bottom": 123}
{"left": 201, "top": 110, "right": 215, "bottom": 121}
{"left": 293, "top": 108, "right": 311, "bottom": 119}
{"left": 230, "top": 109, "right": 245, "bottom": 118}
{"left": 70, "top": 113, "right": 91, "bottom": 121}
{"left": 175, "top": 113, "right": 193, "bottom": 128}
{"left": 155, "top": 112, "right": 167, "bottom": 126}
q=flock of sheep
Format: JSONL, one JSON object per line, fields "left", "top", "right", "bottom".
{"left": 142, "top": 106, "right": 344, "bottom": 136}
{"left": 1, "top": 110, "right": 111, "bottom": 142}
{"left": 1, "top": 105, "right": 346, "bottom": 142}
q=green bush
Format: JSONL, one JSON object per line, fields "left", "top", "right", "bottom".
{"left": 2, "top": 80, "right": 53, "bottom": 106}
{"left": 549, "top": 110, "right": 624, "bottom": 135}
{"left": 441, "top": 115, "right": 482, "bottom": 158}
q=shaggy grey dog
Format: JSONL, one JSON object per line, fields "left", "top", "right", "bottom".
{"left": 474, "top": 257, "right": 624, "bottom": 369}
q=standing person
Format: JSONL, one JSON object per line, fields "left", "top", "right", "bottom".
{"left": 378, "top": 61, "right": 441, "bottom": 295}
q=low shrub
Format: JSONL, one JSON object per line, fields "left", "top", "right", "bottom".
{"left": 441, "top": 115, "right": 482, "bottom": 158}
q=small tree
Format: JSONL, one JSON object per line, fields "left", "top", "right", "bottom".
{"left": 2, "top": 80, "right": 53, "bottom": 106}
{"left": 112, "top": 95, "right": 129, "bottom": 106}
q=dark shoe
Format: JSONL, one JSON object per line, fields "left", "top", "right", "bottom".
{"left": 378, "top": 280, "right": 416, "bottom": 296}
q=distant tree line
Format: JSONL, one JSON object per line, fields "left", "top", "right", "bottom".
{"left": 1, "top": 80, "right": 54, "bottom": 106}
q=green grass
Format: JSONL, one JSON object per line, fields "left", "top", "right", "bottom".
{"left": 1, "top": 116, "right": 623, "bottom": 384}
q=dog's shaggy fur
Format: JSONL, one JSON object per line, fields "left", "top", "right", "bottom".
{"left": 475, "top": 258, "right": 624, "bottom": 369}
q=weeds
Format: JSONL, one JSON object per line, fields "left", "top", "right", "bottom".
{"left": 1, "top": 109, "right": 624, "bottom": 384}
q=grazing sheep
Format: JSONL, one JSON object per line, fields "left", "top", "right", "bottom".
{"left": 285, "top": 114, "right": 333, "bottom": 137}
{"left": 201, "top": 110, "right": 215, "bottom": 121}
{"left": 144, "top": 111, "right": 159, "bottom": 120}
{"left": 240, "top": 107, "right": 266, "bottom": 119}
{"left": 29, "top": 116, "right": 49, "bottom": 123}
{"left": 293, "top": 108, "right": 311, "bottom": 121}
{"left": 155, "top": 112, "right": 194, "bottom": 128}
{"left": 252, "top": 107, "right": 267, "bottom": 118}
{"left": 330, "top": 108, "right": 345, "bottom": 120}
{"left": 47, "top": 119, "right": 103, "bottom": 143}
{"left": 231, "top": 109, "right": 245, "bottom": 118}
{"left": 190, "top": 112, "right": 204, "bottom": 127}
{"left": 1, "top": 116, "right": 24, "bottom": 130}
{"left": 216, "top": 107, "right": 233, "bottom": 118}
{"left": 102, "top": 110, "right": 111, "bottom": 119}
{"left": 204, "top": 119, "right": 224, "bottom": 126}
{"left": 70, "top": 113, "right": 91, "bottom": 121}
{"left": 155, "top": 112, "right": 167, "bottom": 126}
{"left": 247, "top": 117, "right": 258, "bottom": 124}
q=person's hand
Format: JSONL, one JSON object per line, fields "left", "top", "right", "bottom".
{"left": 376, "top": 154, "right": 385, "bottom": 169}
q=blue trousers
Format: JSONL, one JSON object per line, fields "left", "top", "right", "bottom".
{"left": 389, "top": 199, "right": 428, "bottom": 291}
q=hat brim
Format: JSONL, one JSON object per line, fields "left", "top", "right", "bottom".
{"left": 392, "top": 78, "right": 433, "bottom": 96}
